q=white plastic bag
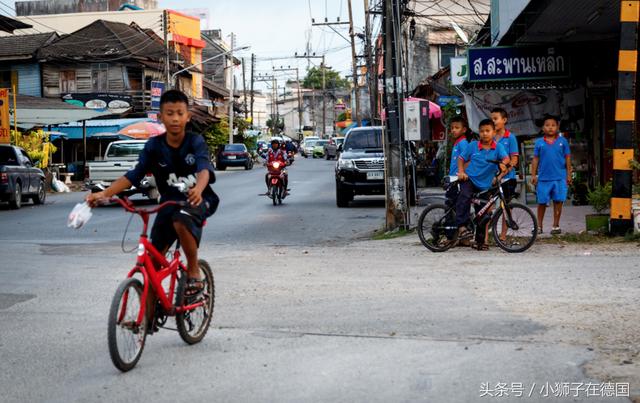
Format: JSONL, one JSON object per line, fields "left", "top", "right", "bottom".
{"left": 51, "top": 173, "right": 70, "bottom": 193}
{"left": 67, "top": 202, "right": 93, "bottom": 229}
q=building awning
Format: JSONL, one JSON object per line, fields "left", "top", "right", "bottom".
{"left": 53, "top": 118, "right": 153, "bottom": 140}
{"left": 10, "top": 94, "right": 111, "bottom": 129}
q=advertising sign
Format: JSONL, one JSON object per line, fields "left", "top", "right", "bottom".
{"left": 449, "top": 57, "right": 468, "bottom": 86}
{"left": 467, "top": 47, "right": 570, "bottom": 82}
{"left": 62, "top": 93, "right": 133, "bottom": 114}
{"left": 0, "top": 88, "right": 10, "bottom": 144}
{"left": 151, "top": 81, "right": 165, "bottom": 110}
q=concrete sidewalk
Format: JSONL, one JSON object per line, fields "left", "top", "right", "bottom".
{"left": 416, "top": 187, "right": 597, "bottom": 236}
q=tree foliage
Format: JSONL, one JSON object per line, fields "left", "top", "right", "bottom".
{"left": 302, "top": 67, "right": 350, "bottom": 90}
{"left": 266, "top": 117, "right": 285, "bottom": 134}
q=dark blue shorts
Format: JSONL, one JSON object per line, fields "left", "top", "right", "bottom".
{"left": 151, "top": 202, "right": 208, "bottom": 252}
{"left": 537, "top": 180, "right": 567, "bottom": 205}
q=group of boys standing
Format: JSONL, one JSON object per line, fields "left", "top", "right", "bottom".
{"left": 446, "top": 108, "right": 572, "bottom": 250}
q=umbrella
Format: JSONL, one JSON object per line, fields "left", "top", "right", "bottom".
{"left": 405, "top": 97, "right": 443, "bottom": 119}
{"left": 118, "top": 121, "right": 166, "bottom": 139}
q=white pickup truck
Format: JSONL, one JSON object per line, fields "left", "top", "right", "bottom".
{"left": 86, "top": 140, "right": 159, "bottom": 201}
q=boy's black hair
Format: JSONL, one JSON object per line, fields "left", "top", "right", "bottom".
{"left": 542, "top": 113, "right": 560, "bottom": 124}
{"left": 479, "top": 118, "right": 495, "bottom": 129}
{"left": 160, "top": 89, "right": 189, "bottom": 108}
{"left": 450, "top": 116, "right": 477, "bottom": 141}
{"left": 490, "top": 107, "right": 508, "bottom": 119}
{"left": 450, "top": 116, "right": 468, "bottom": 127}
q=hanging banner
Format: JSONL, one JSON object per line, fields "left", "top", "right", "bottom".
{"left": 0, "top": 88, "right": 10, "bottom": 144}
{"left": 467, "top": 46, "right": 570, "bottom": 82}
{"left": 463, "top": 90, "right": 562, "bottom": 135}
{"left": 151, "top": 81, "right": 165, "bottom": 110}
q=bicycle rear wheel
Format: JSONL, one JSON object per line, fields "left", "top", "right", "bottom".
{"left": 107, "top": 278, "right": 147, "bottom": 372}
{"left": 417, "top": 204, "right": 455, "bottom": 252}
{"left": 176, "top": 260, "right": 215, "bottom": 344}
{"left": 491, "top": 202, "right": 538, "bottom": 253}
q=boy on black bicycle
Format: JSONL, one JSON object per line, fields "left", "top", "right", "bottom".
{"left": 456, "top": 119, "right": 510, "bottom": 250}
{"left": 86, "top": 90, "right": 219, "bottom": 297}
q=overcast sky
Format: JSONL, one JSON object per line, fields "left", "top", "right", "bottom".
{"left": 159, "top": 0, "right": 366, "bottom": 91}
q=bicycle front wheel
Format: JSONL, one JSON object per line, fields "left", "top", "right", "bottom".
{"left": 107, "top": 278, "right": 147, "bottom": 372}
{"left": 417, "top": 204, "right": 455, "bottom": 252}
{"left": 491, "top": 202, "right": 538, "bottom": 253}
{"left": 176, "top": 260, "right": 215, "bottom": 345}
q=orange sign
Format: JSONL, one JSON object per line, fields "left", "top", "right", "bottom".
{"left": 0, "top": 88, "right": 9, "bottom": 144}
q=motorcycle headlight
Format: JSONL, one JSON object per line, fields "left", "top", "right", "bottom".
{"left": 337, "top": 159, "right": 354, "bottom": 169}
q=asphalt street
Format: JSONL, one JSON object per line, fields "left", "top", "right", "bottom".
{"left": 0, "top": 155, "right": 638, "bottom": 403}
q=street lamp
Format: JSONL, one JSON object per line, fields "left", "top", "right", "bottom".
{"left": 170, "top": 45, "right": 250, "bottom": 88}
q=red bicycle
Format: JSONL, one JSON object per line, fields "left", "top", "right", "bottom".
{"left": 106, "top": 197, "right": 215, "bottom": 372}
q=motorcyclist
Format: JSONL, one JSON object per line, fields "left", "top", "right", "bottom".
{"left": 264, "top": 139, "right": 289, "bottom": 194}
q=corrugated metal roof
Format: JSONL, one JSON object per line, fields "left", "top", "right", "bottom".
{"left": 38, "top": 19, "right": 165, "bottom": 61}
{"left": 0, "top": 32, "right": 57, "bottom": 58}
{"left": 501, "top": 0, "right": 619, "bottom": 45}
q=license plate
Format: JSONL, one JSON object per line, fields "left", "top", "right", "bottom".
{"left": 366, "top": 171, "right": 384, "bottom": 180}
{"left": 228, "top": 155, "right": 236, "bottom": 159}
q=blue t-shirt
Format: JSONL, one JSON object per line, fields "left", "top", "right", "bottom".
{"left": 125, "top": 132, "right": 218, "bottom": 215}
{"left": 496, "top": 130, "right": 519, "bottom": 179}
{"left": 449, "top": 137, "right": 469, "bottom": 176}
{"left": 533, "top": 136, "right": 570, "bottom": 181}
{"left": 460, "top": 140, "right": 509, "bottom": 190}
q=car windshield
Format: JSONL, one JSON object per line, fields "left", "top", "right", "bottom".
{"left": 335, "top": 138, "right": 345, "bottom": 145}
{"left": 106, "top": 143, "right": 145, "bottom": 158}
{"left": 224, "top": 144, "right": 246, "bottom": 151}
{"left": 343, "top": 129, "right": 383, "bottom": 150}
{"left": 306, "top": 140, "right": 318, "bottom": 147}
{"left": 315, "top": 140, "right": 328, "bottom": 146}
{"left": 0, "top": 147, "right": 18, "bottom": 165}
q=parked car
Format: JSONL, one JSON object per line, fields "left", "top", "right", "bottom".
{"left": 312, "top": 140, "right": 329, "bottom": 158}
{"left": 334, "top": 126, "right": 415, "bottom": 207}
{"left": 86, "top": 140, "right": 159, "bottom": 202}
{"left": 324, "top": 136, "right": 344, "bottom": 160}
{"left": 217, "top": 143, "right": 254, "bottom": 170}
{"left": 0, "top": 145, "right": 46, "bottom": 209}
{"left": 301, "top": 137, "right": 319, "bottom": 157}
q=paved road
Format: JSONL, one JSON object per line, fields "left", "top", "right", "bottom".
{"left": 0, "top": 155, "right": 385, "bottom": 246}
{"left": 0, "top": 155, "right": 637, "bottom": 403}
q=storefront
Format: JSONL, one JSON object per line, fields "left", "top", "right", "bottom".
{"left": 459, "top": 3, "right": 626, "bottom": 205}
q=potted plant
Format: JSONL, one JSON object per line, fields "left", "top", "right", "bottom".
{"left": 586, "top": 181, "right": 611, "bottom": 233}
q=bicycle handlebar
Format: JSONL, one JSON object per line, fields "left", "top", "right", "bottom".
{"left": 109, "top": 197, "right": 186, "bottom": 215}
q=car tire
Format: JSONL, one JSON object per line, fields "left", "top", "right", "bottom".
{"left": 9, "top": 182, "right": 22, "bottom": 209}
{"left": 336, "top": 182, "right": 353, "bottom": 208}
{"left": 32, "top": 180, "right": 46, "bottom": 205}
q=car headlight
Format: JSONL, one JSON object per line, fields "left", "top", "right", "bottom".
{"left": 337, "top": 159, "right": 354, "bottom": 169}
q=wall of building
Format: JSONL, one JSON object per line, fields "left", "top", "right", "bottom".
{"left": 15, "top": 0, "right": 158, "bottom": 16}
{"left": 1, "top": 64, "right": 42, "bottom": 97}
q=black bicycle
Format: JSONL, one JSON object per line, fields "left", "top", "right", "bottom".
{"left": 417, "top": 173, "right": 538, "bottom": 253}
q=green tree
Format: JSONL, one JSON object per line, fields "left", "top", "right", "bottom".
{"left": 302, "top": 67, "right": 350, "bottom": 90}
{"left": 266, "top": 116, "right": 285, "bottom": 134}
{"left": 202, "top": 118, "right": 229, "bottom": 156}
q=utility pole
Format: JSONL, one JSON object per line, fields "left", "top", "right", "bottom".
{"left": 228, "top": 32, "right": 235, "bottom": 144}
{"left": 321, "top": 55, "right": 326, "bottom": 138}
{"left": 364, "top": 0, "right": 376, "bottom": 122}
{"left": 250, "top": 53, "right": 255, "bottom": 127}
{"left": 242, "top": 57, "right": 248, "bottom": 119}
{"left": 347, "top": 0, "right": 361, "bottom": 126}
{"left": 163, "top": 10, "right": 171, "bottom": 87}
{"left": 383, "top": 0, "right": 408, "bottom": 230}
{"left": 273, "top": 67, "right": 304, "bottom": 141}
{"left": 295, "top": 53, "right": 326, "bottom": 137}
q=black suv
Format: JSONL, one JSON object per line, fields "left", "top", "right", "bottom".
{"left": 335, "top": 127, "right": 416, "bottom": 207}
